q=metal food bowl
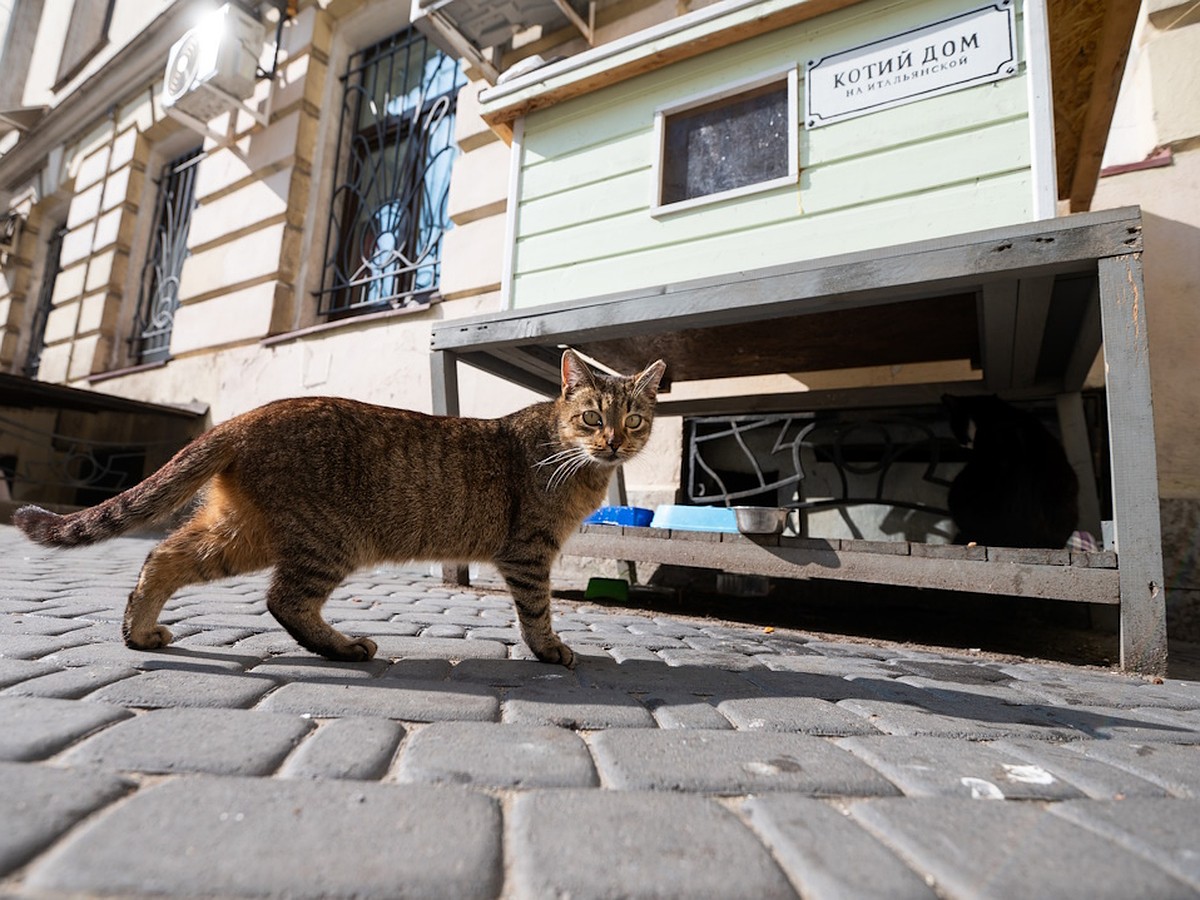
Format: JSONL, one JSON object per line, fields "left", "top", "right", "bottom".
{"left": 732, "top": 506, "right": 789, "bottom": 535}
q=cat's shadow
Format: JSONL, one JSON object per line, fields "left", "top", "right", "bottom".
{"left": 122, "top": 646, "right": 1198, "bottom": 742}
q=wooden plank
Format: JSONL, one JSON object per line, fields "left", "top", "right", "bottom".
{"left": 562, "top": 529, "right": 1121, "bottom": 603}
{"left": 429, "top": 351, "right": 460, "bottom": 417}
{"left": 1062, "top": 280, "right": 1102, "bottom": 390}
{"left": 512, "top": 171, "right": 1032, "bottom": 307}
{"left": 479, "top": 0, "right": 871, "bottom": 127}
{"left": 431, "top": 208, "right": 1145, "bottom": 354}
{"left": 980, "top": 280, "right": 1018, "bottom": 390}
{"left": 1065, "top": 0, "right": 1141, "bottom": 211}
{"left": 1011, "top": 276, "right": 1056, "bottom": 387}
{"left": 1097, "top": 252, "right": 1168, "bottom": 674}
{"left": 653, "top": 380, "right": 1070, "bottom": 418}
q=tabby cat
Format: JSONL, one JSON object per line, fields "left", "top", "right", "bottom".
{"left": 943, "top": 393, "right": 1079, "bottom": 549}
{"left": 14, "top": 350, "right": 666, "bottom": 668}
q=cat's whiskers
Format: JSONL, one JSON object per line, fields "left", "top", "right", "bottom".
{"left": 543, "top": 446, "right": 596, "bottom": 491}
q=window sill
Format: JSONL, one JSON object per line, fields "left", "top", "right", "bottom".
{"left": 651, "top": 173, "right": 800, "bottom": 218}
{"left": 261, "top": 300, "right": 433, "bottom": 347}
{"left": 88, "top": 358, "right": 170, "bottom": 384}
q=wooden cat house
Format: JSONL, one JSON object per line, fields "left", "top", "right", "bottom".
{"left": 428, "top": 0, "right": 1166, "bottom": 673}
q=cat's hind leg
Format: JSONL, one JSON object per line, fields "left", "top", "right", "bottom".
{"left": 495, "top": 557, "right": 575, "bottom": 668}
{"left": 123, "top": 511, "right": 271, "bottom": 649}
{"left": 265, "top": 561, "right": 376, "bottom": 662}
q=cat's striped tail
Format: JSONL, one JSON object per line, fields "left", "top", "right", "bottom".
{"left": 12, "top": 427, "right": 232, "bottom": 548}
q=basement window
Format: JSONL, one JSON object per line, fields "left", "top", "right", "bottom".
{"left": 653, "top": 67, "right": 799, "bottom": 215}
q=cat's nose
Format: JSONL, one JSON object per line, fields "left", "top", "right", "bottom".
{"left": 606, "top": 434, "right": 623, "bottom": 451}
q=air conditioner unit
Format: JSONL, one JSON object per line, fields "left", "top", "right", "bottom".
{"left": 162, "top": 3, "right": 265, "bottom": 124}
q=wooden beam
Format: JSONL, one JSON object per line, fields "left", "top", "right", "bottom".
{"left": 1068, "top": 0, "right": 1141, "bottom": 211}
{"left": 1097, "top": 253, "right": 1167, "bottom": 674}
{"left": 1011, "top": 276, "right": 1056, "bottom": 388}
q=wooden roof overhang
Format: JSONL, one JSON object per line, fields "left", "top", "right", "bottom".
{"left": 478, "top": 0, "right": 1139, "bottom": 212}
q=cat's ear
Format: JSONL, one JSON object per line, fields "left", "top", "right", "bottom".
{"left": 560, "top": 349, "right": 597, "bottom": 397}
{"left": 633, "top": 359, "right": 667, "bottom": 398}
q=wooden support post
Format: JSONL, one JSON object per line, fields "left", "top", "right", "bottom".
{"left": 1097, "top": 253, "right": 1167, "bottom": 674}
{"left": 606, "top": 469, "right": 638, "bottom": 584}
{"left": 430, "top": 350, "right": 471, "bottom": 587}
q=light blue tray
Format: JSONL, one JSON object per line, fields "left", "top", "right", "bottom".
{"left": 650, "top": 504, "right": 739, "bottom": 533}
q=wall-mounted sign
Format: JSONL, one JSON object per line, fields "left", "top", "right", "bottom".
{"left": 805, "top": 1, "right": 1017, "bottom": 128}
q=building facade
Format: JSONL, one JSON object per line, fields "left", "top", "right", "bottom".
{"left": 0, "top": 0, "right": 1194, "bottom": 634}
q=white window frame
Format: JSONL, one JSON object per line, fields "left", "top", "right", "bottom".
{"left": 651, "top": 64, "right": 799, "bottom": 217}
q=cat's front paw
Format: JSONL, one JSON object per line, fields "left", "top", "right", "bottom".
{"left": 533, "top": 639, "right": 576, "bottom": 669}
{"left": 124, "top": 624, "right": 173, "bottom": 650}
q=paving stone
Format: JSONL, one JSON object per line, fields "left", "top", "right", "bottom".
{"left": 1059, "top": 740, "right": 1200, "bottom": 797}
{"left": 1040, "top": 704, "right": 1200, "bottom": 742}
{"left": 61, "top": 707, "right": 313, "bottom": 776}
{"left": 837, "top": 735, "right": 1084, "bottom": 800}
{"left": 248, "top": 655, "right": 390, "bottom": 681}
{"left": 644, "top": 692, "right": 734, "bottom": 730}
{"left": 258, "top": 680, "right": 500, "bottom": 722}
{"left": 657, "top": 648, "right": 769, "bottom": 671}
{"left": 0, "top": 615, "right": 90, "bottom": 636}
{"left": 509, "top": 790, "right": 794, "bottom": 898}
{"left": 24, "top": 776, "right": 502, "bottom": 899}
{"left": 0, "top": 657, "right": 61, "bottom": 688}
{"left": 1050, "top": 798, "right": 1200, "bottom": 890}
{"left": 177, "top": 612, "right": 277, "bottom": 630}
{"left": 743, "top": 795, "right": 936, "bottom": 900}
{"left": 379, "top": 657, "right": 455, "bottom": 682}
{"left": 2, "top": 664, "right": 138, "bottom": 699}
{"left": 277, "top": 717, "right": 405, "bottom": 780}
{"left": 988, "top": 738, "right": 1171, "bottom": 799}
{"left": 42, "top": 642, "right": 259, "bottom": 672}
{"left": 836, "top": 692, "right": 1079, "bottom": 741}
{"left": 369, "top": 634, "right": 509, "bottom": 660}
{"left": 0, "top": 631, "right": 96, "bottom": 659}
{"left": 574, "top": 655, "right": 759, "bottom": 697}
{"left": 0, "top": 696, "right": 130, "bottom": 761}
{"left": 0, "top": 762, "right": 133, "bottom": 876}
{"left": 87, "top": 668, "right": 278, "bottom": 709}
{"left": 448, "top": 656, "right": 577, "bottom": 688}
{"left": 170, "top": 627, "right": 258, "bottom": 648}
{"left": 394, "top": 721, "right": 598, "bottom": 788}
{"left": 503, "top": 682, "right": 655, "bottom": 729}
{"left": 849, "top": 797, "right": 1196, "bottom": 899}
{"left": 718, "top": 697, "right": 881, "bottom": 735}
{"left": 1004, "top": 666, "right": 1200, "bottom": 711}
{"left": 590, "top": 729, "right": 901, "bottom": 796}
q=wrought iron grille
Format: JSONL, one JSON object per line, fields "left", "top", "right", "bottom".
{"left": 22, "top": 224, "right": 67, "bottom": 378}
{"left": 317, "top": 29, "right": 466, "bottom": 317}
{"left": 131, "top": 146, "right": 202, "bottom": 364}
{"left": 685, "top": 413, "right": 956, "bottom": 539}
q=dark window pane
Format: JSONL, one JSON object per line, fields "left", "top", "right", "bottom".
{"left": 131, "top": 146, "right": 203, "bottom": 364}
{"left": 318, "top": 29, "right": 465, "bottom": 318}
{"left": 55, "top": 0, "right": 116, "bottom": 87}
{"left": 662, "top": 80, "right": 790, "bottom": 206}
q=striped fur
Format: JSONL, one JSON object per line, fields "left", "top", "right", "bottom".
{"left": 12, "top": 350, "right": 666, "bottom": 666}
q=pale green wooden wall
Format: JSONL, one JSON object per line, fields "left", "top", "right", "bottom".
{"left": 510, "top": 0, "right": 1035, "bottom": 308}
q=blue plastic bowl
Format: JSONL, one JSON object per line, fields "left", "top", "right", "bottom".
{"left": 584, "top": 506, "right": 655, "bottom": 527}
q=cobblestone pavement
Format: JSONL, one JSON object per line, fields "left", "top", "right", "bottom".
{"left": 2, "top": 524, "right": 1199, "bottom": 899}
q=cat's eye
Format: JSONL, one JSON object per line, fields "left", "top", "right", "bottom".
{"left": 625, "top": 414, "right": 644, "bottom": 429}
{"left": 582, "top": 410, "right": 603, "bottom": 427}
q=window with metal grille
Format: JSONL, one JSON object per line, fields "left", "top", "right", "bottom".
{"left": 317, "top": 29, "right": 466, "bottom": 318}
{"left": 131, "top": 146, "right": 202, "bottom": 365}
{"left": 23, "top": 223, "right": 66, "bottom": 378}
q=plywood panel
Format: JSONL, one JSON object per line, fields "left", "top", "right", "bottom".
{"left": 510, "top": 0, "right": 1037, "bottom": 308}
{"left": 512, "top": 169, "right": 1032, "bottom": 306}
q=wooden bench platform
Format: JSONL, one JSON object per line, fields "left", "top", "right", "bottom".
{"left": 430, "top": 207, "right": 1167, "bottom": 674}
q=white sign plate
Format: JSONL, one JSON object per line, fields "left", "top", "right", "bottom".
{"left": 805, "top": 2, "right": 1018, "bottom": 128}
